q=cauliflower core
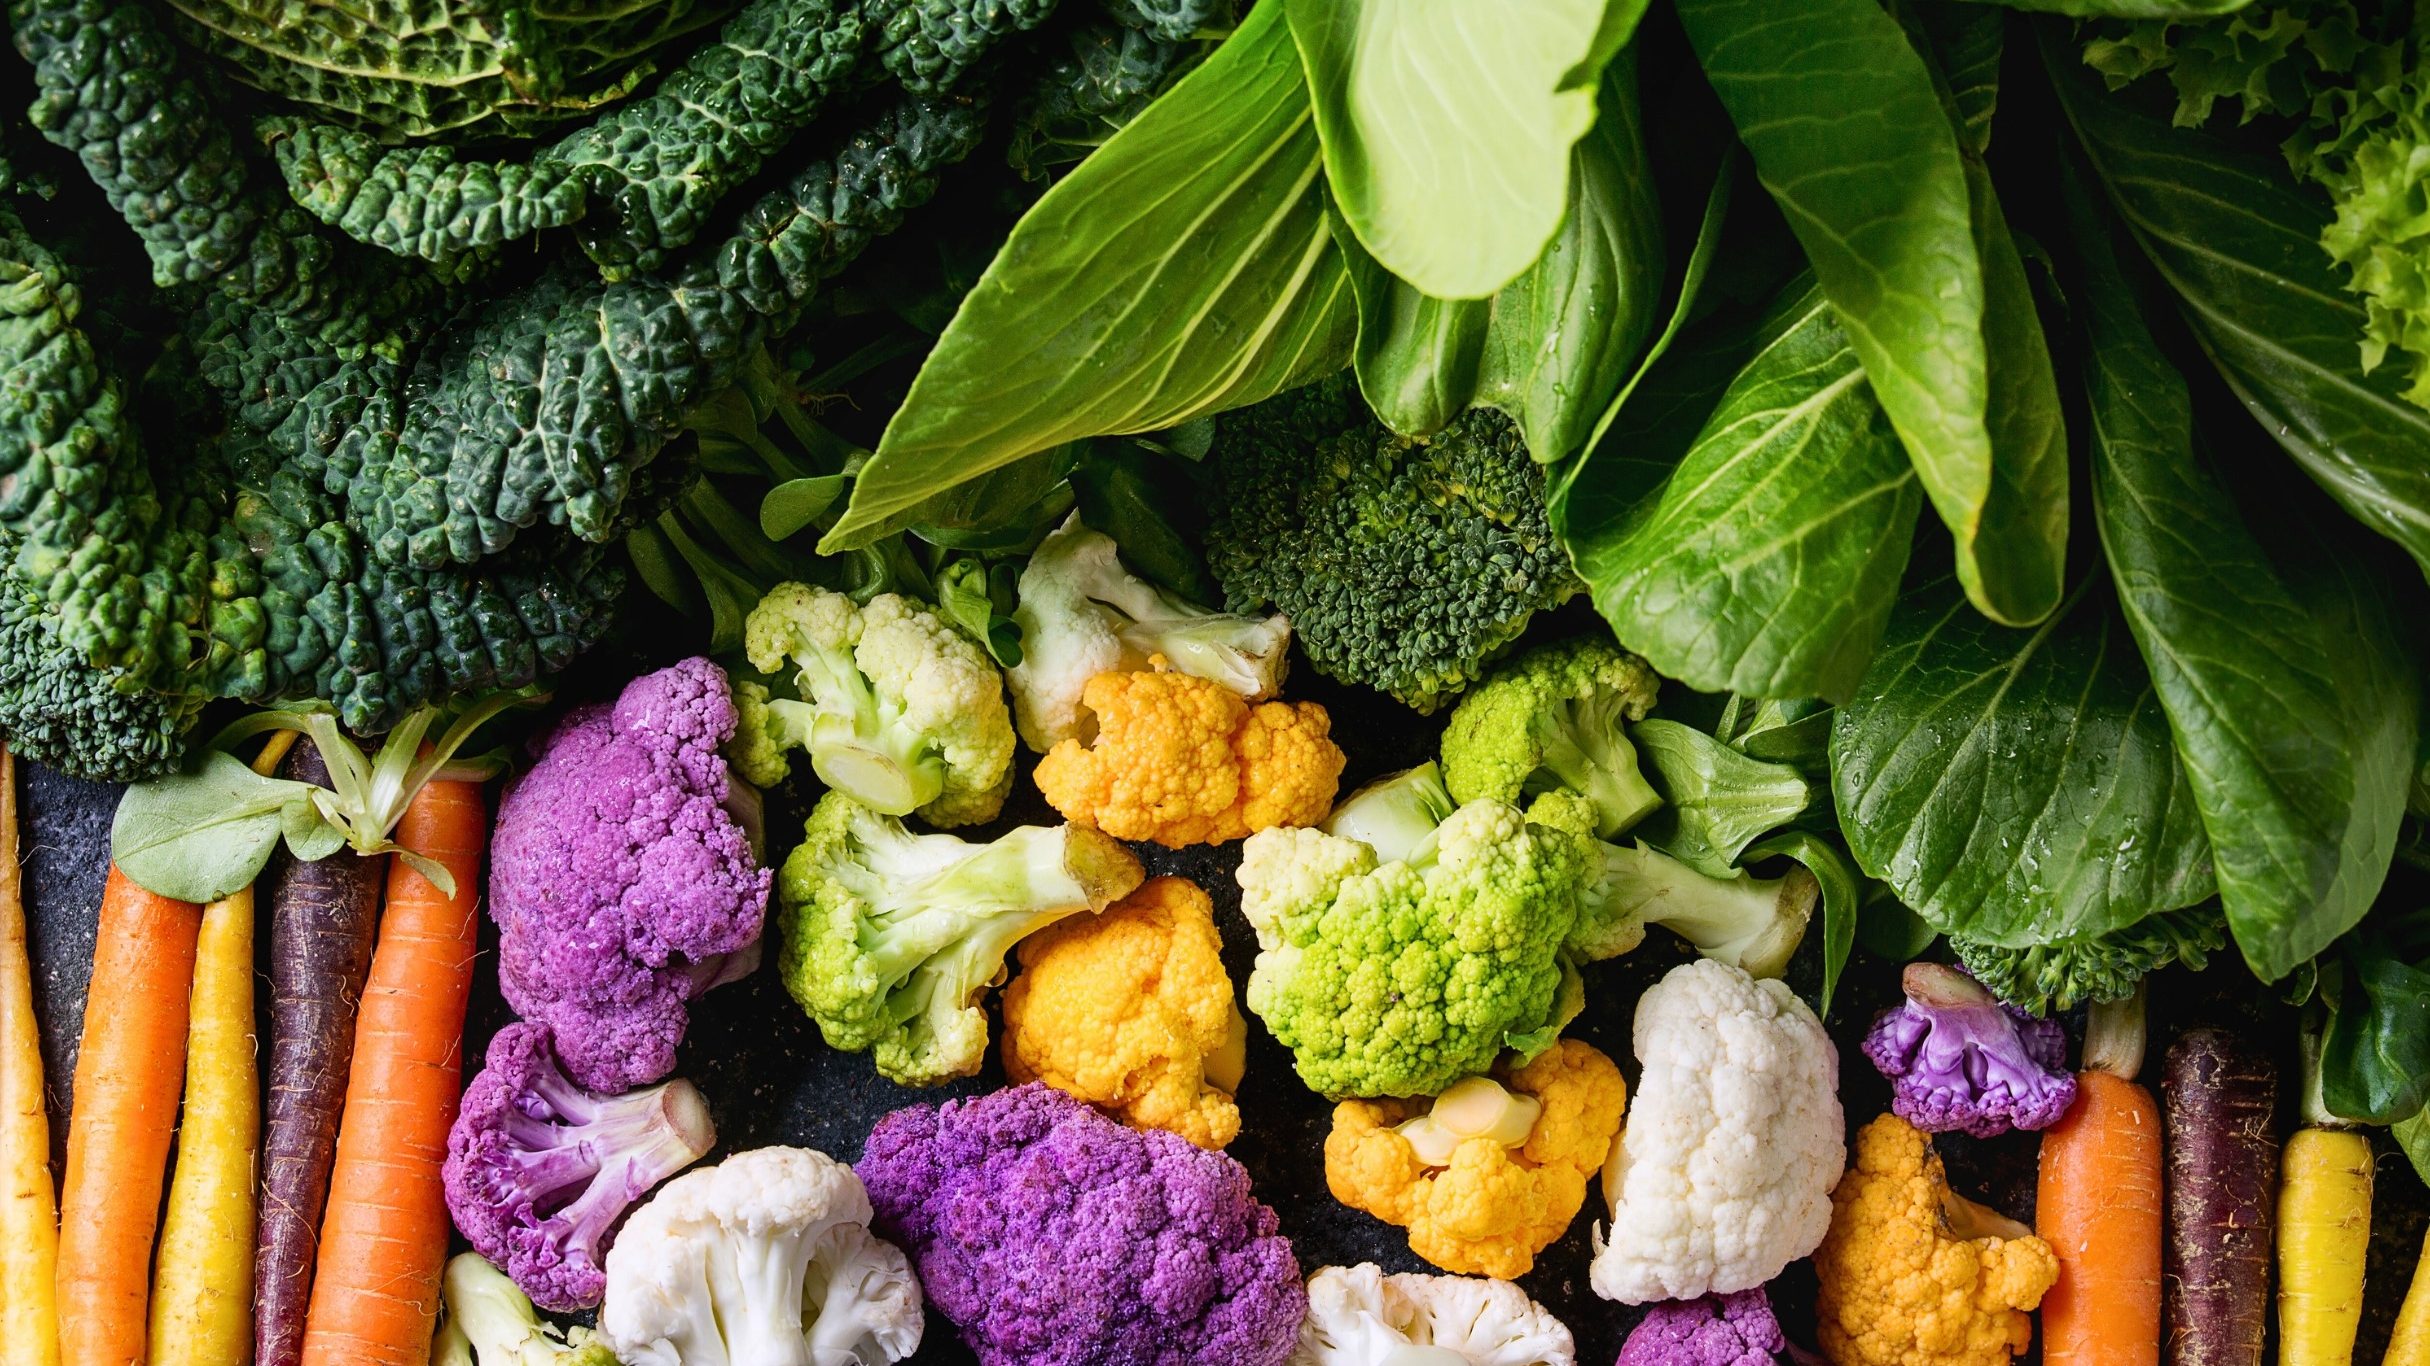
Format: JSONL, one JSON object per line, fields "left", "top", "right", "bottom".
{"left": 1001, "top": 876, "right": 1247, "bottom": 1149}
{"left": 1294, "top": 1263, "right": 1576, "bottom": 1365}
{"left": 1326, "top": 1040, "right": 1625, "bottom": 1280}
{"left": 1590, "top": 958, "right": 1844, "bottom": 1304}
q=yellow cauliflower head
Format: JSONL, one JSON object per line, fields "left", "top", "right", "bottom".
{"left": 1033, "top": 666, "right": 1344, "bottom": 848}
{"left": 1323, "top": 1037, "right": 1625, "bottom": 1280}
{"left": 1814, "top": 1113, "right": 2059, "bottom": 1366}
{"left": 999, "top": 876, "right": 1247, "bottom": 1149}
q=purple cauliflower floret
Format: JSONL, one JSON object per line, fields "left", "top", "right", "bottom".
{"left": 1862, "top": 961, "right": 2078, "bottom": 1139}
{"left": 857, "top": 1082, "right": 1306, "bottom": 1366}
{"left": 492, "top": 656, "right": 772, "bottom": 1092}
{"left": 1616, "top": 1288, "right": 1790, "bottom": 1365}
{"left": 443, "top": 1022, "right": 718, "bottom": 1313}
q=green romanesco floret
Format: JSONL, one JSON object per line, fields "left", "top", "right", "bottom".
{"left": 1951, "top": 905, "right": 2230, "bottom": 1017}
{"left": 775, "top": 791, "right": 1145, "bottom": 1085}
{"left": 1204, "top": 374, "right": 1580, "bottom": 714}
{"left": 0, "top": 570, "right": 186, "bottom": 783}
{"left": 1441, "top": 637, "right": 1663, "bottom": 838}
{"left": 1237, "top": 786, "right": 1600, "bottom": 1099}
{"left": 738, "top": 581, "right": 1015, "bottom": 826}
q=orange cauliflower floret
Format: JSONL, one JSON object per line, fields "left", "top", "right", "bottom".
{"left": 1814, "top": 1113, "right": 2059, "bottom": 1366}
{"left": 999, "top": 876, "right": 1247, "bottom": 1149}
{"left": 1324, "top": 1038, "right": 1625, "bottom": 1280}
{"left": 1033, "top": 666, "right": 1344, "bottom": 848}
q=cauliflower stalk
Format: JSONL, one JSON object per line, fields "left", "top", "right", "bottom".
{"left": 490, "top": 657, "right": 770, "bottom": 1094}
{"left": 433, "top": 1253, "right": 619, "bottom": 1366}
{"left": 736, "top": 582, "right": 1015, "bottom": 827}
{"left": 1326, "top": 1039, "right": 1626, "bottom": 1280}
{"left": 1000, "top": 875, "right": 1248, "bottom": 1149}
{"left": 1861, "top": 962, "right": 2077, "bottom": 1139}
{"left": 1035, "top": 664, "right": 1344, "bottom": 848}
{"left": 858, "top": 1082, "right": 1308, "bottom": 1366}
{"left": 1590, "top": 958, "right": 1844, "bottom": 1305}
{"left": 1007, "top": 515, "right": 1292, "bottom": 750}
{"left": 600, "top": 1146, "right": 923, "bottom": 1366}
{"left": 443, "top": 1023, "right": 718, "bottom": 1313}
{"left": 1813, "top": 1114, "right": 2058, "bottom": 1366}
{"left": 776, "top": 792, "right": 1145, "bottom": 1086}
{"left": 1294, "top": 1263, "right": 1576, "bottom": 1365}
{"left": 1441, "top": 638, "right": 1663, "bottom": 838}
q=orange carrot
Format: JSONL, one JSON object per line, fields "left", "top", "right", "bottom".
{"left": 2039, "top": 987, "right": 2164, "bottom": 1366}
{"left": 297, "top": 778, "right": 487, "bottom": 1366}
{"left": 55, "top": 867, "right": 202, "bottom": 1366}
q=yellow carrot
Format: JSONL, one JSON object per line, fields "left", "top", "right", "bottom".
{"left": 2387, "top": 1226, "right": 2430, "bottom": 1366}
{"left": 149, "top": 734, "right": 294, "bottom": 1366}
{"left": 0, "top": 749, "right": 58, "bottom": 1366}
{"left": 2275, "top": 1023, "right": 2373, "bottom": 1366}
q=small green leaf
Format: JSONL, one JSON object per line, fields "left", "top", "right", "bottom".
{"left": 827, "top": 2, "right": 1353, "bottom": 549}
{"left": 936, "top": 558, "right": 1024, "bottom": 668}
{"left": 1286, "top": 0, "right": 1648, "bottom": 299}
{"left": 760, "top": 475, "right": 850, "bottom": 541}
{"left": 2395, "top": 1110, "right": 2430, "bottom": 1188}
{"left": 1748, "top": 830, "right": 1860, "bottom": 1017}
{"left": 111, "top": 751, "right": 314, "bottom": 903}
{"left": 1631, "top": 719, "right": 1813, "bottom": 877}
{"left": 2320, "top": 921, "right": 2430, "bottom": 1124}
{"left": 1855, "top": 887, "right": 1941, "bottom": 962}
{"left": 1070, "top": 443, "right": 1216, "bottom": 603}
{"left": 282, "top": 808, "right": 349, "bottom": 863}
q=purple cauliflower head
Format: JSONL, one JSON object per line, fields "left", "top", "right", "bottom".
{"left": 1862, "top": 961, "right": 2078, "bottom": 1138}
{"left": 442, "top": 1022, "right": 718, "bottom": 1313}
{"left": 492, "top": 656, "right": 772, "bottom": 1092}
{"left": 1616, "top": 1288, "right": 1789, "bottom": 1366}
{"left": 857, "top": 1082, "right": 1306, "bottom": 1366}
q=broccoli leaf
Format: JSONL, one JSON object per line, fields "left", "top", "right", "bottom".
{"left": 1746, "top": 829, "right": 1859, "bottom": 1018}
{"left": 1830, "top": 572, "right": 2217, "bottom": 948}
{"left": 1563, "top": 277, "right": 1922, "bottom": 703}
{"left": 1677, "top": 0, "right": 2068, "bottom": 629}
{"left": 1633, "top": 719, "right": 1814, "bottom": 877}
{"left": 1284, "top": 0, "right": 1647, "bottom": 300}
{"left": 827, "top": 1, "right": 1355, "bottom": 550}
{"left": 2073, "top": 167, "right": 2418, "bottom": 982}
{"left": 2047, "top": 22, "right": 2430, "bottom": 583}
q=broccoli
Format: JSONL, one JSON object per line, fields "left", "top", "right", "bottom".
{"left": 435, "top": 1253, "right": 623, "bottom": 1366}
{"left": 443, "top": 1024, "right": 719, "bottom": 1314}
{"left": 736, "top": 582, "right": 1016, "bottom": 827}
{"left": 0, "top": 571, "right": 186, "bottom": 782}
{"left": 1441, "top": 637, "right": 1664, "bottom": 837}
{"left": 775, "top": 792, "right": 1146, "bottom": 1085}
{"left": 1205, "top": 375, "right": 1580, "bottom": 713}
{"left": 1005, "top": 515, "right": 1290, "bottom": 751}
{"left": 1950, "top": 905, "right": 2231, "bottom": 1017}
{"left": 1536, "top": 788, "right": 1821, "bottom": 978}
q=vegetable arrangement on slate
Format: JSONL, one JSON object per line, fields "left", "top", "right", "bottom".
{"left": 0, "top": 0, "right": 2424, "bottom": 1362}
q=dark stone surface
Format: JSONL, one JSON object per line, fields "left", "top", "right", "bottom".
{"left": 15, "top": 654, "right": 2425, "bottom": 1364}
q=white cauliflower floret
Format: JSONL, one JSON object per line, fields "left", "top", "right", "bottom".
{"left": 1589, "top": 957, "right": 1843, "bottom": 1305}
{"left": 734, "top": 582, "right": 1014, "bottom": 827}
{"left": 1294, "top": 1263, "right": 1575, "bottom": 1365}
{"left": 599, "top": 1146, "right": 922, "bottom": 1366}
{"left": 1007, "top": 515, "right": 1290, "bottom": 751}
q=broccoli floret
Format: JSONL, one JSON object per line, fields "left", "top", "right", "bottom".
{"left": 435, "top": 1252, "right": 622, "bottom": 1366}
{"left": 443, "top": 1024, "right": 718, "bottom": 1314}
{"left": 1535, "top": 790, "right": 1820, "bottom": 978}
{"left": 775, "top": 792, "right": 1146, "bottom": 1086}
{"left": 1006, "top": 514, "right": 1290, "bottom": 751}
{"left": 0, "top": 572, "right": 186, "bottom": 782}
{"left": 1950, "top": 906, "right": 2230, "bottom": 1017}
{"left": 741, "top": 582, "right": 1015, "bottom": 827}
{"left": 1205, "top": 376, "right": 1579, "bottom": 713}
{"left": 1442, "top": 637, "right": 1664, "bottom": 837}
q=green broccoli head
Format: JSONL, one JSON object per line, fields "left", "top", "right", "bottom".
{"left": 1441, "top": 637, "right": 1663, "bottom": 838}
{"left": 774, "top": 791, "right": 1146, "bottom": 1086}
{"left": 741, "top": 582, "right": 1015, "bottom": 827}
{"left": 1237, "top": 795, "right": 1600, "bottom": 1098}
{"left": 0, "top": 571, "right": 187, "bottom": 782}
{"left": 1204, "top": 375, "right": 1580, "bottom": 714}
{"left": 1951, "top": 905, "right": 2230, "bottom": 1017}
{"left": 1533, "top": 790, "right": 1818, "bottom": 978}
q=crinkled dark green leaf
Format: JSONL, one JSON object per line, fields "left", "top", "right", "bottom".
{"left": 1830, "top": 573, "right": 2216, "bottom": 947}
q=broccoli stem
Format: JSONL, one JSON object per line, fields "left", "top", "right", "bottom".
{"left": 857, "top": 826, "right": 1129, "bottom": 991}
{"left": 1535, "top": 701, "right": 1662, "bottom": 838}
{"left": 1597, "top": 841, "right": 1819, "bottom": 979}
{"left": 2083, "top": 980, "right": 2149, "bottom": 1083}
{"left": 1321, "top": 762, "right": 1456, "bottom": 866}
